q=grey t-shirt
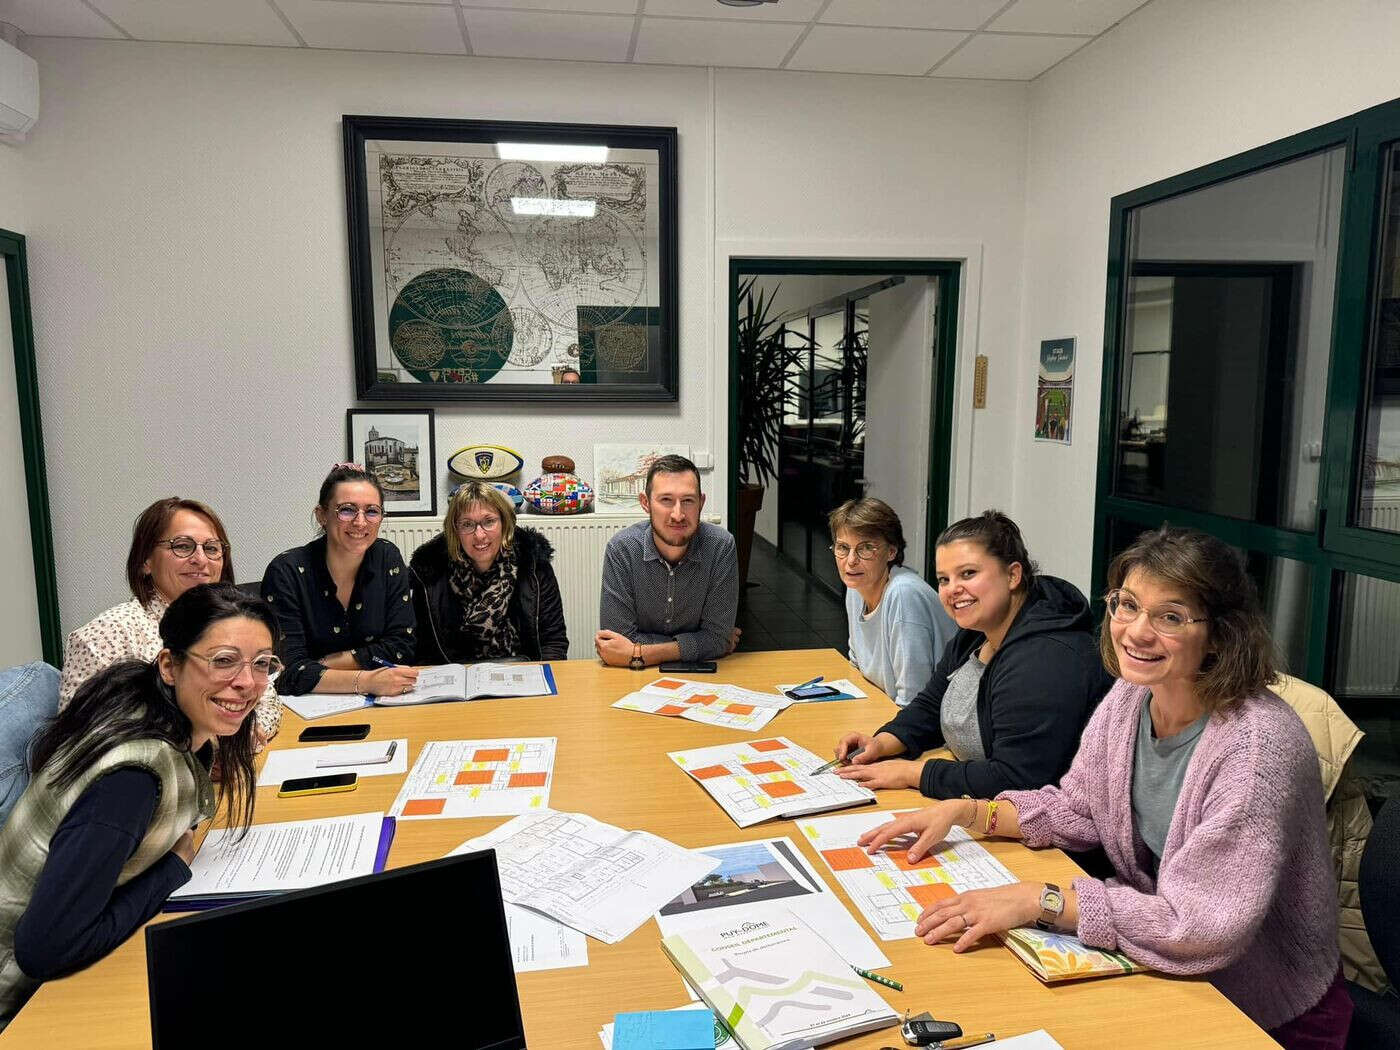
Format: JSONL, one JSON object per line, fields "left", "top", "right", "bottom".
{"left": 846, "top": 566, "right": 956, "bottom": 707}
{"left": 1131, "top": 692, "right": 1209, "bottom": 861}
{"left": 939, "top": 653, "right": 988, "bottom": 761}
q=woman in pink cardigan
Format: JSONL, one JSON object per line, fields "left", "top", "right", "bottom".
{"left": 860, "top": 526, "right": 1351, "bottom": 1048}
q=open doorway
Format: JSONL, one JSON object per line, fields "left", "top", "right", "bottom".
{"left": 727, "top": 259, "right": 960, "bottom": 651}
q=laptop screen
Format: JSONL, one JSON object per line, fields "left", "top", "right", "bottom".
{"left": 146, "top": 848, "right": 526, "bottom": 1048}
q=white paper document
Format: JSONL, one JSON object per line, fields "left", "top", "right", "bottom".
{"left": 170, "top": 811, "right": 386, "bottom": 901}
{"left": 374, "top": 662, "right": 555, "bottom": 707}
{"left": 669, "top": 737, "right": 876, "bottom": 828}
{"left": 613, "top": 676, "right": 793, "bottom": 732}
{"left": 983, "top": 1033, "right": 1065, "bottom": 1050}
{"left": 255, "top": 739, "right": 408, "bottom": 787}
{"left": 505, "top": 902, "right": 589, "bottom": 974}
{"left": 390, "top": 737, "right": 556, "bottom": 819}
{"left": 598, "top": 1003, "right": 738, "bottom": 1050}
{"left": 798, "top": 809, "right": 1017, "bottom": 940}
{"left": 279, "top": 692, "right": 372, "bottom": 720}
{"left": 451, "top": 809, "right": 719, "bottom": 944}
{"left": 655, "top": 836, "right": 889, "bottom": 971}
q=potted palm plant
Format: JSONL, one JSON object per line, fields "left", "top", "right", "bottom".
{"left": 734, "top": 276, "right": 810, "bottom": 589}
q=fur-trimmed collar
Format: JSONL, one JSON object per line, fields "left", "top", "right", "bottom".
{"left": 409, "top": 525, "right": 554, "bottom": 585}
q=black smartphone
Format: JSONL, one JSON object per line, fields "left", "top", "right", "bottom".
{"left": 785, "top": 683, "right": 842, "bottom": 701}
{"left": 298, "top": 723, "right": 372, "bottom": 742}
{"left": 277, "top": 772, "right": 358, "bottom": 798}
{"left": 658, "top": 661, "right": 718, "bottom": 673}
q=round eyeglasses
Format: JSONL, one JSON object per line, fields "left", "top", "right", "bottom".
{"left": 156, "top": 536, "right": 229, "bottom": 560}
{"left": 1105, "top": 589, "right": 1208, "bottom": 636}
{"left": 183, "top": 649, "right": 283, "bottom": 682}
{"left": 335, "top": 504, "right": 383, "bottom": 522}
{"left": 830, "top": 541, "right": 882, "bottom": 561}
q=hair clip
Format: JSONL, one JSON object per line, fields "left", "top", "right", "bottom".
{"left": 334, "top": 461, "right": 365, "bottom": 471}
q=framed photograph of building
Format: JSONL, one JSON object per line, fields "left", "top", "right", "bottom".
{"left": 345, "top": 409, "right": 436, "bottom": 517}
{"left": 343, "top": 115, "right": 678, "bottom": 402}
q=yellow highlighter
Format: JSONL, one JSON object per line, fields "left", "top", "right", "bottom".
{"left": 277, "top": 772, "right": 358, "bottom": 798}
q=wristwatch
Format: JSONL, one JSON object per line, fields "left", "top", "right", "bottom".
{"left": 1036, "top": 883, "right": 1065, "bottom": 931}
{"left": 628, "top": 643, "right": 645, "bottom": 671}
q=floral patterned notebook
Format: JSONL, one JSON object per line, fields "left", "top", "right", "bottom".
{"left": 998, "top": 927, "right": 1149, "bottom": 983}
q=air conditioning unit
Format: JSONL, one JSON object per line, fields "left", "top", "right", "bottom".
{"left": 0, "top": 37, "right": 38, "bottom": 141}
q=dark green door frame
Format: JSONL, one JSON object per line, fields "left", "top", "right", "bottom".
{"left": 726, "top": 257, "right": 961, "bottom": 577}
{"left": 1092, "top": 94, "right": 1400, "bottom": 695}
{"left": 2, "top": 228, "right": 61, "bottom": 666}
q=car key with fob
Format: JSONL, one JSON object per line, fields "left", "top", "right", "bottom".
{"left": 902, "top": 1015, "right": 963, "bottom": 1046}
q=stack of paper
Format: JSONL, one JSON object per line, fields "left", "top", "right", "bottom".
{"left": 256, "top": 739, "right": 408, "bottom": 787}
{"left": 669, "top": 738, "right": 876, "bottom": 828}
{"left": 614, "top": 677, "right": 793, "bottom": 732}
{"left": 504, "top": 902, "right": 589, "bottom": 974}
{"left": 166, "top": 812, "right": 393, "bottom": 911}
{"left": 799, "top": 810, "right": 1018, "bottom": 940}
{"left": 452, "top": 809, "right": 719, "bottom": 944}
{"left": 389, "top": 737, "right": 556, "bottom": 819}
{"left": 661, "top": 908, "right": 899, "bottom": 1050}
{"left": 279, "top": 692, "right": 372, "bottom": 720}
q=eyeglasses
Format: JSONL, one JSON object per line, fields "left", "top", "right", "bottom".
{"left": 183, "top": 649, "right": 283, "bottom": 682}
{"left": 830, "top": 541, "right": 882, "bottom": 561}
{"left": 156, "top": 536, "right": 229, "bottom": 560}
{"left": 1105, "top": 589, "right": 1209, "bottom": 636}
{"left": 335, "top": 503, "right": 383, "bottom": 523}
{"left": 457, "top": 516, "right": 502, "bottom": 534}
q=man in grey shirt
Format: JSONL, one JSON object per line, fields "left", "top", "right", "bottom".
{"left": 596, "top": 455, "right": 739, "bottom": 669}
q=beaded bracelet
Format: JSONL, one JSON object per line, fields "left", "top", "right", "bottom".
{"left": 353, "top": 668, "right": 364, "bottom": 695}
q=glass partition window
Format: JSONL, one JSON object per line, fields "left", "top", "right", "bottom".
{"left": 1114, "top": 147, "right": 1345, "bottom": 532}
{"left": 1356, "top": 144, "right": 1400, "bottom": 533}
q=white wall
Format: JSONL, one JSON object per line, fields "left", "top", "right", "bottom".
{"left": 0, "top": 141, "right": 25, "bottom": 233}
{"left": 17, "top": 40, "right": 1030, "bottom": 631}
{"left": 1014, "top": 0, "right": 1400, "bottom": 590}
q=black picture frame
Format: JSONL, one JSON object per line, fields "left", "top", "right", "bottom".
{"left": 343, "top": 115, "right": 678, "bottom": 402}
{"left": 345, "top": 409, "right": 437, "bottom": 518}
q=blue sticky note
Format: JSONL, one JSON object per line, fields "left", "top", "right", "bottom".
{"left": 613, "top": 1009, "right": 715, "bottom": 1050}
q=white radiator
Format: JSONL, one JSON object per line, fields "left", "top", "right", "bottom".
{"left": 378, "top": 513, "right": 719, "bottom": 661}
{"left": 1342, "top": 498, "right": 1400, "bottom": 696}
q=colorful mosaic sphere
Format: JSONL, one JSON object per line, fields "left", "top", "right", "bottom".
{"left": 522, "top": 472, "right": 594, "bottom": 515}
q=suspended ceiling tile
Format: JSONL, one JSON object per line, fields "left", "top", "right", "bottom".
{"left": 820, "top": 0, "right": 1006, "bottom": 32}
{"left": 635, "top": 16, "right": 800, "bottom": 68}
{"left": 932, "top": 31, "right": 1085, "bottom": 79}
{"left": 988, "top": 0, "right": 1149, "bottom": 37}
{"left": 277, "top": 0, "right": 465, "bottom": 53}
{"left": 787, "top": 24, "right": 966, "bottom": 76}
{"left": 643, "top": 0, "right": 822, "bottom": 21}
{"left": 88, "top": 0, "right": 298, "bottom": 45}
{"left": 458, "top": 0, "right": 638, "bottom": 12}
{"left": 465, "top": 9, "right": 634, "bottom": 62}
{"left": 0, "top": 0, "right": 125, "bottom": 38}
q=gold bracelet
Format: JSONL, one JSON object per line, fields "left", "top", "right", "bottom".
{"left": 353, "top": 669, "right": 364, "bottom": 695}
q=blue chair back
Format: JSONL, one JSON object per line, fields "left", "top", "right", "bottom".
{"left": 0, "top": 661, "right": 60, "bottom": 829}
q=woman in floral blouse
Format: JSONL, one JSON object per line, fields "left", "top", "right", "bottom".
{"left": 58, "top": 498, "right": 282, "bottom": 745}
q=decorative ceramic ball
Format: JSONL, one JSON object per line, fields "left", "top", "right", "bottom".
{"left": 541, "top": 454, "right": 575, "bottom": 474}
{"left": 522, "top": 472, "right": 594, "bottom": 515}
{"left": 491, "top": 482, "right": 525, "bottom": 510}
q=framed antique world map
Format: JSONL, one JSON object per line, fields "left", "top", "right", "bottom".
{"left": 343, "top": 116, "right": 678, "bottom": 401}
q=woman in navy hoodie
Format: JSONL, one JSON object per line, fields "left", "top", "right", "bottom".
{"left": 834, "top": 510, "right": 1111, "bottom": 799}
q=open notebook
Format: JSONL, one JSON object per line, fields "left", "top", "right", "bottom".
{"left": 999, "top": 927, "right": 1149, "bottom": 982}
{"left": 374, "top": 662, "right": 556, "bottom": 706}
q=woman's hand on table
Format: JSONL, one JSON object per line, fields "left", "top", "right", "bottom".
{"left": 914, "top": 883, "right": 1043, "bottom": 951}
{"left": 170, "top": 829, "right": 197, "bottom": 867}
{"left": 836, "top": 758, "right": 923, "bottom": 790}
{"left": 366, "top": 664, "right": 419, "bottom": 696}
{"left": 856, "top": 799, "right": 976, "bottom": 861}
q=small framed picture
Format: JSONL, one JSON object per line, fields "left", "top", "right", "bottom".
{"left": 345, "top": 409, "right": 437, "bottom": 517}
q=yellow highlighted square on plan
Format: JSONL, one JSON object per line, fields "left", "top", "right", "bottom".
{"left": 919, "top": 871, "right": 936, "bottom": 883}
{"left": 470, "top": 788, "right": 481, "bottom": 798}
{"left": 902, "top": 903, "right": 920, "bottom": 919}
{"left": 757, "top": 796, "right": 771, "bottom": 807}
{"left": 530, "top": 795, "right": 542, "bottom": 808}
{"left": 802, "top": 826, "right": 817, "bottom": 838}
{"left": 435, "top": 774, "right": 447, "bottom": 785}
{"left": 877, "top": 873, "right": 896, "bottom": 889}
{"left": 509, "top": 762, "right": 520, "bottom": 771}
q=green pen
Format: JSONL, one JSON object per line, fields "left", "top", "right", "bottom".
{"left": 852, "top": 965, "right": 903, "bottom": 992}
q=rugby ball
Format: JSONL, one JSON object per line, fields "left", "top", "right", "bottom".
{"left": 447, "top": 444, "right": 524, "bottom": 480}
{"left": 522, "top": 473, "right": 594, "bottom": 515}
{"left": 492, "top": 482, "right": 525, "bottom": 510}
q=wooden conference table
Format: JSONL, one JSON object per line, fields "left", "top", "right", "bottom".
{"left": 5, "top": 650, "right": 1274, "bottom": 1049}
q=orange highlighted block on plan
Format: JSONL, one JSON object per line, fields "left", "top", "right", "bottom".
{"left": 689, "top": 695, "right": 718, "bottom": 705}
{"left": 455, "top": 770, "right": 495, "bottom": 785}
{"left": 761, "top": 780, "right": 804, "bottom": 799}
{"left": 821, "top": 847, "right": 876, "bottom": 871}
{"left": 402, "top": 798, "right": 446, "bottom": 816}
{"left": 508, "top": 772, "right": 548, "bottom": 788}
{"left": 751, "top": 739, "right": 787, "bottom": 752}
{"left": 656, "top": 705, "right": 688, "bottom": 716}
{"left": 653, "top": 679, "right": 685, "bottom": 690}
{"left": 885, "top": 848, "right": 942, "bottom": 871}
{"left": 473, "top": 748, "right": 510, "bottom": 763}
{"left": 691, "top": 764, "right": 732, "bottom": 780}
{"left": 908, "top": 882, "right": 957, "bottom": 908}
{"left": 742, "top": 761, "right": 784, "bottom": 775}
{"left": 725, "top": 704, "right": 755, "bottom": 715}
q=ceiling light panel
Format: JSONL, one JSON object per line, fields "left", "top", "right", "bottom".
{"left": 645, "top": 0, "right": 823, "bottom": 20}
{"left": 787, "top": 24, "right": 967, "bottom": 76}
{"left": 464, "top": 10, "right": 634, "bottom": 62}
{"left": 277, "top": 0, "right": 465, "bottom": 53}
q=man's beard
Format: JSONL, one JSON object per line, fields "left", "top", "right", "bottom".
{"left": 652, "top": 519, "right": 697, "bottom": 549}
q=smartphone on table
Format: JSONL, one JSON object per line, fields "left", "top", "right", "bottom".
{"left": 785, "top": 683, "right": 842, "bottom": 701}
{"left": 277, "top": 773, "right": 358, "bottom": 798}
{"left": 658, "top": 661, "right": 718, "bottom": 673}
{"left": 298, "top": 723, "right": 372, "bottom": 742}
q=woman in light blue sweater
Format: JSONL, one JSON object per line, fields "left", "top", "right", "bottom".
{"left": 830, "top": 498, "right": 955, "bottom": 707}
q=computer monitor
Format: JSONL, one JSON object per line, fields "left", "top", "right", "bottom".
{"left": 146, "top": 848, "right": 526, "bottom": 1049}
